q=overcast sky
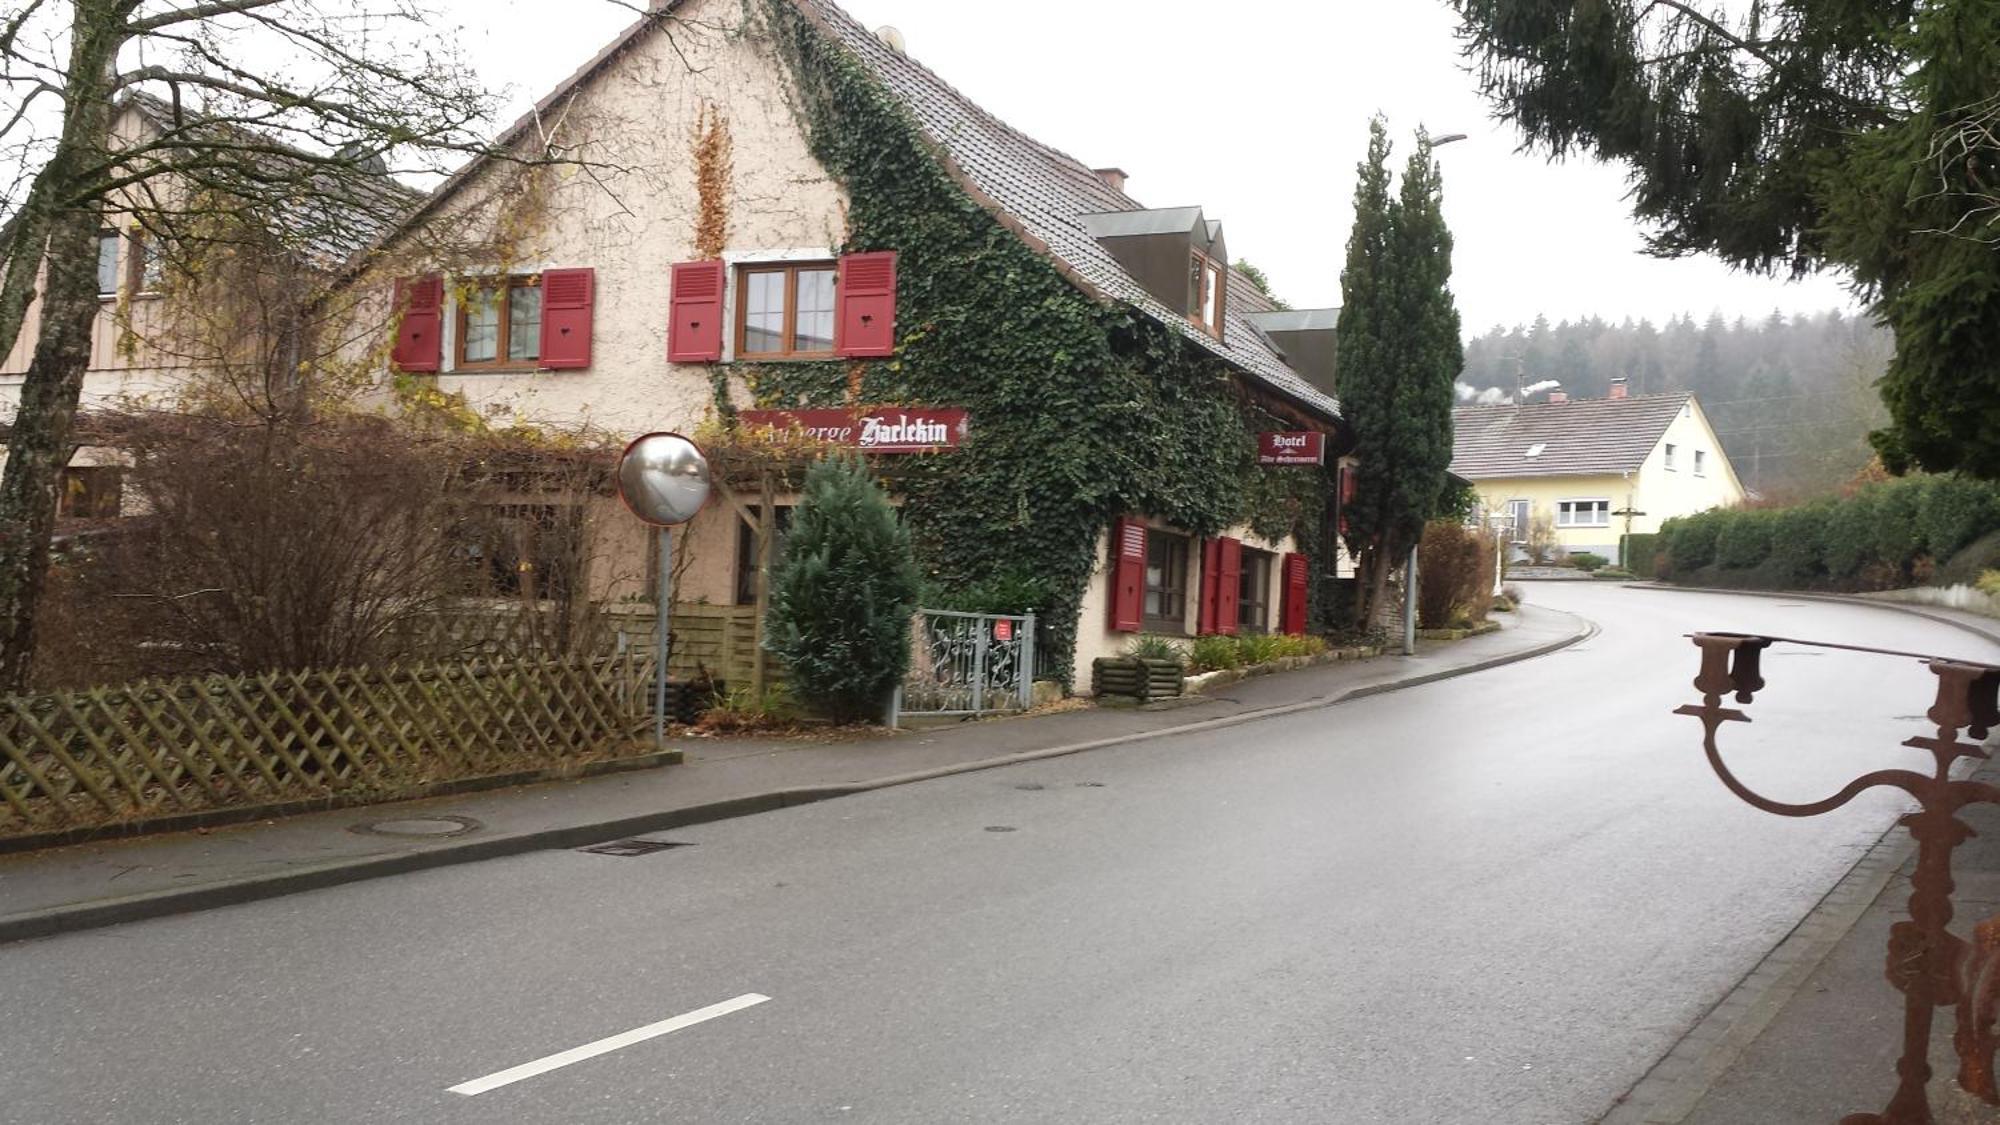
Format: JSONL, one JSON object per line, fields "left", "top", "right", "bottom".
{"left": 457, "top": 0, "right": 1860, "bottom": 335}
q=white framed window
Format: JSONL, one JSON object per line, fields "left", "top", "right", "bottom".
{"left": 1557, "top": 499, "right": 1611, "bottom": 528}
{"left": 1694, "top": 450, "right": 1707, "bottom": 477}
{"left": 1664, "top": 443, "right": 1677, "bottom": 471}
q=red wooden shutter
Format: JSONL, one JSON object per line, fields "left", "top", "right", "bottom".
{"left": 836, "top": 251, "right": 897, "bottom": 357}
{"left": 539, "top": 268, "right": 595, "bottom": 370}
{"left": 1197, "top": 538, "right": 1221, "bottom": 634}
{"left": 668, "top": 260, "right": 724, "bottom": 362}
{"left": 1217, "top": 537, "right": 1243, "bottom": 636}
{"left": 391, "top": 273, "right": 442, "bottom": 373}
{"left": 1109, "top": 517, "right": 1146, "bottom": 633}
{"left": 1281, "top": 553, "right": 1310, "bottom": 635}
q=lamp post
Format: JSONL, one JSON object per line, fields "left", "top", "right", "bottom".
{"left": 615, "top": 433, "right": 712, "bottom": 749}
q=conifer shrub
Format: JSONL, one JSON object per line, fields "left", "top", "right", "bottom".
{"left": 765, "top": 455, "right": 921, "bottom": 723}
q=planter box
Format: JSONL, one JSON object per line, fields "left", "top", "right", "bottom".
{"left": 1090, "top": 656, "right": 1186, "bottom": 702}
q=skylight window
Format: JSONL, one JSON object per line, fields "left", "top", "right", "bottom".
{"left": 1525, "top": 443, "right": 1547, "bottom": 458}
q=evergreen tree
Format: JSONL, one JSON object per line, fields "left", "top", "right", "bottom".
{"left": 1450, "top": 0, "right": 2000, "bottom": 478}
{"left": 765, "top": 455, "right": 921, "bottom": 723}
{"left": 1337, "top": 121, "right": 1463, "bottom": 626}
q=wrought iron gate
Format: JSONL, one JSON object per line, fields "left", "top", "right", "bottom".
{"left": 893, "top": 609, "right": 1036, "bottom": 724}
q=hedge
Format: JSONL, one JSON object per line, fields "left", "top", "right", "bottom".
{"left": 1657, "top": 475, "right": 2000, "bottom": 591}
{"left": 1620, "top": 532, "right": 1659, "bottom": 577}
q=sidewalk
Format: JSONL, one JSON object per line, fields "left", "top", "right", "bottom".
{"left": 0, "top": 605, "right": 1587, "bottom": 946}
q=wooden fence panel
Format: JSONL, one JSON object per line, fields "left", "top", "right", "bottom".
{"left": 0, "top": 652, "right": 652, "bottom": 841}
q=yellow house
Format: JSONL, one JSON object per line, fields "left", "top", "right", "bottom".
{"left": 1450, "top": 385, "right": 1746, "bottom": 564}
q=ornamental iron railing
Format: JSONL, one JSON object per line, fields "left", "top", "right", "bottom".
{"left": 1678, "top": 631, "right": 2000, "bottom": 1125}
{"left": 894, "top": 609, "right": 1035, "bottom": 723}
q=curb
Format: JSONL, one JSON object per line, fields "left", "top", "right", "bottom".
{"left": 1600, "top": 815, "right": 1917, "bottom": 1124}
{"left": 0, "top": 610, "right": 1594, "bottom": 947}
{"left": 1625, "top": 582, "right": 2000, "bottom": 648}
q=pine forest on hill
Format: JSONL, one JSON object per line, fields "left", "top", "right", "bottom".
{"left": 1457, "top": 312, "right": 1893, "bottom": 502}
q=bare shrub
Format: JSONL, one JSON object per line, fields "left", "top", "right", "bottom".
{"left": 1418, "top": 520, "right": 1498, "bottom": 628}
{"left": 34, "top": 411, "right": 622, "bottom": 688}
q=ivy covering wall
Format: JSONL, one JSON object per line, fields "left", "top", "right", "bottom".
{"left": 747, "top": 0, "right": 1338, "bottom": 681}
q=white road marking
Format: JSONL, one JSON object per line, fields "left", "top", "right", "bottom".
{"left": 447, "top": 993, "right": 771, "bottom": 1096}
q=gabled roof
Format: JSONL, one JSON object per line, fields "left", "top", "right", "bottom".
{"left": 120, "top": 93, "right": 425, "bottom": 266}
{"left": 360, "top": 0, "right": 1340, "bottom": 424}
{"left": 1450, "top": 393, "right": 1692, "bottom": 479}
{"left": 788, "top": 0, "right": 1340, "bottom": 424}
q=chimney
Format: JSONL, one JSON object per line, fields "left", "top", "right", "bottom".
{"left": 1094, "top": 167, "right": 1130, "bottom": 193}
{"left": 1608, "top": 378, "right": 1629, "bottom": 400}
{"left": 1547, "top": 391, "right": 1570, "bottom": 405}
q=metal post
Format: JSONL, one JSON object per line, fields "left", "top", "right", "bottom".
{"left": 1020, "top": 611, "right": 1037, "bottom": 710}
{"left": 1402, "top": 542, "right": 1418, "bottom": 656}
{"left": 654, "top": 526, "right": 672, "bottom": 750}
{"left": 972, "top": 615, "right": 988, "bottom": 715}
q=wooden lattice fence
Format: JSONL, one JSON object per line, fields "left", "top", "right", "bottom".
{"left": 0, "top": 650, "right": 652, "bottom": 841}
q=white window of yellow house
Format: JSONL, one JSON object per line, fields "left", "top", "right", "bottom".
{"left": 96, "top": 231, "right": 121, "bottom": 297}
{"left": 1694, "top": 450, "right": 1707, "bottom": 477}
{"left": 1557, "top": 499, "right": 1610, "bottom": 528}
{"left": 1664, "top": 443, "right": 1677, "bottom": 471}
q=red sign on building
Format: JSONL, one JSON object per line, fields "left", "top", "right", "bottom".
{"left": 1258, "top": 431, "right": 1326, "bottom": 465}
{"left": 738, "top": 408, "right": 969, "bottom": 453}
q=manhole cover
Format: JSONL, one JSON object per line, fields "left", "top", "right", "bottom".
{"left": 578, "top": 839, "right": 694, "bottom": 857}
{"left": 349, "top": 815, "right": 481, "bottom": 839}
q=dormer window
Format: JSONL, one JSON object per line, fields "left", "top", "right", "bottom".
{"left": 1081, "top": 206, "right": 1227, "bottom": 341}
{"left": 1191, "top": 249, "right": 1225, "bottom": 337}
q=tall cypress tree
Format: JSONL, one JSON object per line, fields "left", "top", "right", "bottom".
{"left": 1338, "top": 122, "right": 1462, "bottom": 627}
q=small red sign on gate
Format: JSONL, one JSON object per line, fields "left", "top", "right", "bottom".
{"left": 993, "top": 619, "right": 1014, "bottom": 642}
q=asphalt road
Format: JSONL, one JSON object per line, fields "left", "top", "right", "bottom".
{"left": 3, "top": 585, "right": 1994, "bottom": 1124}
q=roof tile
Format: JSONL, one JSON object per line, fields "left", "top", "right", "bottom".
{"left": 1450, "top": 393, "right": 1691, "bottom": 478}
{"left": 794, "top": 0, "right": 1339, "bottom": 421}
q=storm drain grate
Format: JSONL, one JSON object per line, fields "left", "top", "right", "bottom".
{"left": 578, "top": 839, "right": 695, "bottom": 857}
